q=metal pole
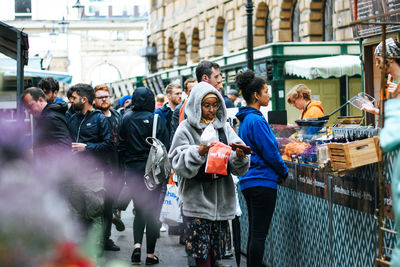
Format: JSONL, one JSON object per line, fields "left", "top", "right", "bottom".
{"left": 16, "top": 31, "right": 24, "bottom": 121}
{"left": 246, "top": 0, "right": 254, "bottom": 71}
{"left": 377, "top": 24, "right": 386, "bottom": 263}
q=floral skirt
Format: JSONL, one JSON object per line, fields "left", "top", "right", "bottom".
{"left": 184, "top": 217, "right": 229, "bottom": 260}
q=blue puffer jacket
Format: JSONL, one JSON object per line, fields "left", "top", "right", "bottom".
{"left": 236, "top": 106, "right": 288, "bottom": 190}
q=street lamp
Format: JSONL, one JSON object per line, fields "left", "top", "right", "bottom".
{"left": 246, "top": 0, "right": 254, "bottom": 71}
{"left": 72, "top": 0, "right": 85, "bottom": 18}
{"left": 58, "top": 16, "right": 70, "bottom": 33}
{"left": 49, "top": 25, "right": 58, "bottom": 43}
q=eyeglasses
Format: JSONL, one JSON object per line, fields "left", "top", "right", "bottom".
{"left": 202, "top": 103, "right": 220, "bottom": 110}
{"left": 95, "top": 96, "right": 110, "bottom": 100}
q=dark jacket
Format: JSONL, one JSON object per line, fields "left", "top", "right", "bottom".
{"left": 104, "top": 108, "right": 122, "bottom": 169}
{"left": 68, "top": 109, "right": 114, "bottom": 165}
{"left": 170, "top": 100, "right": 185, "bottom": 142}
{"left": 119, "top": 87, "right": 169, "bottom": 165}
{"left": 236, "top": 106, "right": 288, "bottom": 191}
{"left": 224, "top": 95, "right": 234, "bottom": 108}
{"left": 34, "top": 102, "right": 73, "bottom": 154}
{"left": 155, "top": 102, "right": 173, "bottom": 146}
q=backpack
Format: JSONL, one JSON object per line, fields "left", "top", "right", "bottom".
{"left": 144, "top": 114, "right": 172, "bottom": 190}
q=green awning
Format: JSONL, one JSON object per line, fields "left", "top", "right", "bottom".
{"left": 284, "top": 55, "right": 362, "bottom": 80}
{"left": 0, "top": 66, "right": 72, "bottom": 84}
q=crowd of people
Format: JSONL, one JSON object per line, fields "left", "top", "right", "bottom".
{"left": 20, "top": 37, "right": 400, "bottom": 266}
{"left": 21, "top": 58, "right": 286, "bottom": 267}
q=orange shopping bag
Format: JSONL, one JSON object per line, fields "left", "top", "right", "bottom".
{"left": 205, "top": 141, "right": 232, "bottom": 176}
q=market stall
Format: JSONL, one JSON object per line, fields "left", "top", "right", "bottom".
{"left": 237, "top": 119, "right": 396, "bottom": 266}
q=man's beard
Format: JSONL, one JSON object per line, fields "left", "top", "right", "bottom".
{"left": 73, "top": 102, "right": 84, "bottom": 111}
{"left": 95, "top": 102, "right": 111, "bottom": 111}
{"left": 171, "top": 98, "right": 181, "bottom": 106}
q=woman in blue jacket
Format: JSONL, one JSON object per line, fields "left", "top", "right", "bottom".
{"left": 235, "top": 70, "right": 288, "bottom": 267}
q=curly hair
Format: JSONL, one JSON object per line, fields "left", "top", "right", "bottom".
{"left": 235, "top": 70, "right": 266, "bottom": 104}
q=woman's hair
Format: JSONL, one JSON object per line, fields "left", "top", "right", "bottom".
{"left": 287, "top": 84, "right": 311, "bottom": 104}
{"left": 235, "top": 70, "right": 266, "bottom": 104}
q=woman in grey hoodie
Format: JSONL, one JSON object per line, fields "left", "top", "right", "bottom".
{"left": 169, "top": 82, "right": 250, "bottom": 267}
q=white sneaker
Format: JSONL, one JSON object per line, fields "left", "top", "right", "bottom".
{"left": 160, "top": 224, "right": 167, "bottom": 232}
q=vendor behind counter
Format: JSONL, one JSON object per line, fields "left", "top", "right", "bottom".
{"left": 287, "top": 84, "right": 324, "bottom": 120}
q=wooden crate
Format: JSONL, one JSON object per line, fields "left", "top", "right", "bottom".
{"left": 328, "top": 136, "right": 382, "bottom": 169}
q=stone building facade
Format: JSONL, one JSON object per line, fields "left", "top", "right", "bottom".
{"left": 147, "top": 0, "right": 355, "bottom": 72}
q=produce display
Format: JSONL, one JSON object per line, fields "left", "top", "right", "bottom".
{"left": 271, "top": 123, "right": 378, "bottom": 167}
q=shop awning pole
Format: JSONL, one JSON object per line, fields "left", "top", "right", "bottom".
{"left": 377, "top": 24, "right": 386, "bottom": 263}
{"left": 16, "top": 31, "right": 24, "bottom": 121}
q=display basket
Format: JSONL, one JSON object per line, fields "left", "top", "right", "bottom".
{"left": 328, "top": 136, "right": 382, "bottom": 169}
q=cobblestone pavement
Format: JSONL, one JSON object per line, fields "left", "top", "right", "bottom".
{"left": 103, "top": 202, "right": 246, "bottom": 267}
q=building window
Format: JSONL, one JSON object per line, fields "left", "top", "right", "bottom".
{"left": 191, "top": 28, "right": 200, "bottom": 63}
{"left": 149, "top": 43, "right": 157, "bottom": 73}
{"left": 15, "top": 0, "right": 31, "bottom": 20}
{"left": 89, "top": 63, "right": 121, "bottom": 86}
{"left": 216, "top": 17, "right": 225, "bottom": 57}
{"left": 178, "top": 33, "right": 187, "bottom": 66}
{"left": 266, "top": 12, "right": 273, "bottom": 43}
{"left": 291, "top": 1, "right": 300, "bottom": 42}
{"left": 323, "top": 0, "right": 334, "bottom": 41}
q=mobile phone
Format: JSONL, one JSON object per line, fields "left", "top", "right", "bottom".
{"left": 230, "top": 143, "right": 252, "bottom": 154}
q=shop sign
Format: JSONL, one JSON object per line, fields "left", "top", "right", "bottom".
{"left": 296, "top": 165, "right": 328, "bottom": 200}
{"left": 331, "top": 174, "right": 375, "bottom": 214}
{"left": 350, "top": 0, "right": 400, "bottom": 39}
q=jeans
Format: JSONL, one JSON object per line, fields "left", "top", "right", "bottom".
{"left": 242, "top": 186, "right": 277, "bottom": 267}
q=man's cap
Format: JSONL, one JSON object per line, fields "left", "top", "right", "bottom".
{"left": 374, "top": 38, "right": 400, "bottom": 58}
{"left": 120, "top": 95, "right": 132, "bottom": 107}
{"left": 228, "top": 89, "right": 239, "bottom": 97}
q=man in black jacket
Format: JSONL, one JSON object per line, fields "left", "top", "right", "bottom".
{"left": 68, "top": 83, "right": 114, "bottom": 255}
{"left": 68, "top": 83, "right": 113, "bottom": 160}
{"left": 21, "top": 87, "right": 72, "bottom": 156}
{"left": 93, "top": 84, "right": 123, "bottom": 251}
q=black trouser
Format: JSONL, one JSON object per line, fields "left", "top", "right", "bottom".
{"left": 126, "top": 161, "right": 161, "bottom": 254}
{"left": 242, "top": 186, "right": 277, "bottom": 267}
{"left": 103, "top": 171, "right": 118, "bottom": 242}
{"left": 103, "top": 195, "right": 113, "bottom": 241}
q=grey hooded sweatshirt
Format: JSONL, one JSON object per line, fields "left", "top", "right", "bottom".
{"left": 169, "top": 82, "right": 250, "bottom": 221}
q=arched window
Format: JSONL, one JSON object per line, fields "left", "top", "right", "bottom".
{"left": 90, "top": 63, "right": 121, "bottom": 86}
{"left": 323, "top": 0, "right": 334, "bottom": 41}
{"left": 266, "top": 12, "right": 273, "bottom": 43}
{"left": 255, "top": 2, "right": 270, "bottom": 46}
{"left": 178, "top": 32, "right": 187, "bottom": 66}
{"left": 215, "top": 17, "right": 225, "bottom": 57}
{"left": 167, "top": 37, "right": 174, "bottom": 68}
{"left": 191, "top": 28, "right": 200, "bottom": 63}
{"left": 149, "top": 43, "right": 157, "bottom": 73}
{"left": 167, "top": 37, "right": 174, "bottom": 60}
{"left": 291, "top": 1, "right": 300, "bottom": 42}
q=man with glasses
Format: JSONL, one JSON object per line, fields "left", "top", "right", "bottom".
{"left": 93, "top": 84, "right": 124, "bottom": 251}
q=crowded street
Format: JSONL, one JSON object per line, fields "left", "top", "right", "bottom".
{"left": 1, "top": 0, "right": 400, "bottom": 267}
